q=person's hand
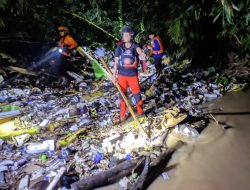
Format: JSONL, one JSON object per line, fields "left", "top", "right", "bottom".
{"left": 142, "top": 60, "right": 148, "bottom": 74}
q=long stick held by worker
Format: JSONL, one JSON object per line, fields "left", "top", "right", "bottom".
{"left": 76, "top": 46, "right": 106, "bottom": 80}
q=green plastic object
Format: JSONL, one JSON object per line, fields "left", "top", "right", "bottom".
{"left": 0, "top": 105, "right": 21, "bottom": 112}
{"left": 41, "top": 154, "right": 47, "bottom": 161}
{"left": 90, "top": 59, "right": 106, "bottom": 80}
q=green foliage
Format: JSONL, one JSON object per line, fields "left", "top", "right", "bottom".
{"left": 6, "top": 0, "right": 29, "bottom": 16}
{"left": 211, "top": 0, "right": 234, "bottom": 26}
{"left": 0, "top": 0, "right": 249, "bottom": 64}
{"left": 167, "top": 17, "right": 182, "bottom": 45}
{"left": 0, "top": 0, "right": 7, "bottom": 9}
{"left": 118, "top": 0, "right": 123, "bottom": 27}
{"left": 210, "top": 0, "right": 250, "bottom": 53}
{"left": 0, "top": 0, "right": 7, "bottom": 27}
{"left": 242, "top": 32, "right": 250, "bottom": 51}
{"left": 215, "top": 74, "right": 232, "bottom": 85}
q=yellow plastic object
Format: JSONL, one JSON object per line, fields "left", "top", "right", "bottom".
{"left": 145, "top": 85, "right": 155, "bottom": 97}
{"left": 0, "top": 120, "right": 16, "bottom": 135}
{"left": 125, "top": 117, "right": 145, "bottom": 129}
{"left": 143, "top": 145, "right": 151, "bottom": 151}
{"left": 162, "top": 114, "right": 187, "bottom": 129}
{"left": 230, "top": 83, "right": 247, "bottom": 92}
{"left": 162, "top": 57, "right": 170, "bottom": 64}
{"left": 83, "top": 91, "right": 104, "bottom": 100}
{"left": 90, "top": 108, "right": 97, "bottom": 116}
{"left": 58, "top": 127, "right": 89, "bottom": 146}
{"left": 7, "top": 127, "right": 39, "bottom": 139}
{"left": 47, "top": 123, "right": 61, "bottom": 131}
{"left": 0, "top": 121, "right": 39, "bottom": 139}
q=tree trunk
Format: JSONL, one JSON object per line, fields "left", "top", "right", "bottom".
{"left": 71, "top": 158, "right": 143, "bottom": 190}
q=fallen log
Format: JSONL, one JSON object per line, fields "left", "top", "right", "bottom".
{"left": 1, "top": 66, "right": 36, "bottom": 75}
{"left": 71, "top": 158, "right": 144, "bottom": 190}
{"left": 131, "top": 142, "right": 183, "bottom": 190}
{"left": 131, "top": 157, "right": 150, "bottom": 190}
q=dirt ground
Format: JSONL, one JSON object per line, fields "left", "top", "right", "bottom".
{"left": 148, "top": 89, "right": 250, "bottom": 190}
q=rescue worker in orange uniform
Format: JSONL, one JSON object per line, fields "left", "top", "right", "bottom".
{"left": 112, "top": 26, "right": 147, "bottom": 122}
{"left": 52, "top": 26, "right": 78, "bottom": 84}
{"left": 147, "top": 33, "right": 164, "bottom": 71}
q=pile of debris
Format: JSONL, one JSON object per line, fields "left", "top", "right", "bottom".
{"left": 0, "top": 50, "right": 248, "bottom": 189}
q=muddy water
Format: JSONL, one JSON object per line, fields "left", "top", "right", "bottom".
{"left": 148, "top": 89, "right": 250, "bottom": 190}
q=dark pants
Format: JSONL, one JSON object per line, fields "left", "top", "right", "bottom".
{"left": 154, "top": 57, "right": 163, "bottom": 71}
{"left": 51, "top": 55, "right": 70, "bottom": 77}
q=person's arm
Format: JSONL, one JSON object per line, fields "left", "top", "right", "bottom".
{"left": 136, "top": 47, "right": 147, "bottom": 73}
{"left": 66, "top": 36, "right": 78, "bottom": 49}
{"left": 112, "top": 57, "right": 119, "bottom": 83}
{"left": 112, "top": 46, "right": 121, "bottom": 83}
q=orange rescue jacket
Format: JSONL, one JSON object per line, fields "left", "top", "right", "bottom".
{"left": 58, "top": 34, "right": 78, "bottom": 56}
{"left": 151, "top": 36, "right": 164, "bottom": 55}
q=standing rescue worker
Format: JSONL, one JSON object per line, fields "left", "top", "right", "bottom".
{"left": 147, "top": 33, "right": 164, "bottom": 71}
{"left": 112, "top": 26, "right": 147, "bottom": 122}
{"left": 52, "top": 26, "right": 78, "bottom": 84}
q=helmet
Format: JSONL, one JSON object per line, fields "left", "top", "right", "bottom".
{"left": 121, "top": 26, "right": 134, "bottom": 36}
{"left": 58, "top": 26, "right": 69, "bottom": 32}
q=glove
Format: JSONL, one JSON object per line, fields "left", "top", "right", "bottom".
{"left": 139, "top": 52, "right": 147, "bottom": 73}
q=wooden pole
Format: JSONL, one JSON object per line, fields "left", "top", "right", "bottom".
{"left": 76, "top": 47, "right": 93, "bottom": 61}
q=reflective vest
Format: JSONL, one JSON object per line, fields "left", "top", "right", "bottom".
{"left": 151, "top": 36, "right": 164, "bottom": 55}
{"left": 58, "top": 34, "right": 78, "bottom": 56}
{"left": 119, "top": 43, "right": 138, "bottom": 69}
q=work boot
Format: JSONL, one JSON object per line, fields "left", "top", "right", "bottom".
{"left": 113, "top": 114, "right": 128, "bottom": 125}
